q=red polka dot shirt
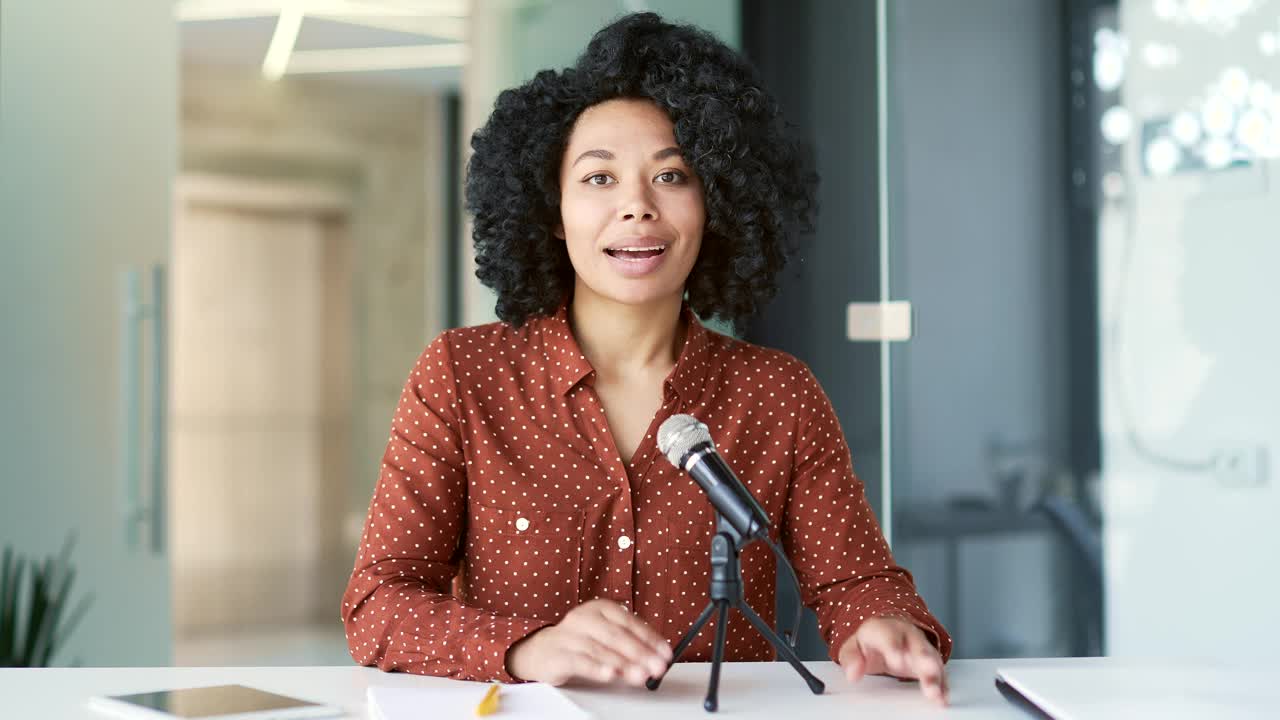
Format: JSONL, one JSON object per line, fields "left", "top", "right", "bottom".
{"left": 341, "top": 302, "right": 951, "bottom": 681}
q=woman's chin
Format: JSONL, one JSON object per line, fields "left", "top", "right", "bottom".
{"left": 577, "top": 279, "right": 685, "bottom": 310}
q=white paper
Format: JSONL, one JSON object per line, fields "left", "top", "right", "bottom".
{"left": 367, "top": 683, "right": 590, "bottom": 720}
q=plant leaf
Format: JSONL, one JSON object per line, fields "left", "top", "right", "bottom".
{"left": 33, "top": 564, "right": 74, "bottom": 667}
{"left": 0, "top": 547, "right": 14, "bottom": 665}
{"left": 51, "top": 591, "right": 94, "bottom": 668}
{"left": 1, "top": 555, "right": 26, "bottom": 666}
{"left": 22, "top": 557, "right": 51, "bottom": 666}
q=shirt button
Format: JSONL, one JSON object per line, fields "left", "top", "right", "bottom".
{"left": 515, "top": 517, "right": 530, "bottom": 532}
{"left": 617, "top": 535, "right": 632, "bottom": 550}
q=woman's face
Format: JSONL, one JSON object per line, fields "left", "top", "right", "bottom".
{"left": 556, "top": 98, "right": 705, "bottom": 309}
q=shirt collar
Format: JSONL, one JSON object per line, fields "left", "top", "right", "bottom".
{"left": 542, "top": 300, "right": 713, "bottom": 404}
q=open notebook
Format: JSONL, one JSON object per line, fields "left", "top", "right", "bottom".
{"left": 368, "top": 683, "right": 591, "bottom": 720}
{"left": 995, "top": 665, "right": 1280, "bottom": 720}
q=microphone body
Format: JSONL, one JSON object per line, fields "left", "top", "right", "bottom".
{"left": 675, "top": 441, "right": 772, "bottom": 540}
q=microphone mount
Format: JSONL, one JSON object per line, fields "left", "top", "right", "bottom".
{"left": 645, "top": 510, "right": 825, "bottom": 712}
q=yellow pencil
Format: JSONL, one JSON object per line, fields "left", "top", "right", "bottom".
{"left": 474, "top": 683, "right": 501, "bottom": 716}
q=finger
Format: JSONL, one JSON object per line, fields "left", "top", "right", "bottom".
{"left": 859, "top": 621, "right": 910, "bottom": 677}
{"left": 566, "top": 649, "right": 616, "bottom": 685}
{"left": 580, "top": 637, "right": 650, "bottom": 687}
{"left": 590, "top": 604, "right": 672, "bottom": 672}
{"left": 839, "top": 637, "right": 868, "bottom": 683}
{"left": 868, "top": 631, "right": 915, "bottom": 680}
{"left": 906, "top": 634, "right": 948, "bottom": 706}
{"left": 595, "top": 602, "right": 673, "bottom": 659}
{"left": 588, "top": 620, "right": 669, "bottom": 680}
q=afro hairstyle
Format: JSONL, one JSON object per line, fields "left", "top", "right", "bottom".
{"left": 465, "top": 11, "right": 817, "bottom": 331}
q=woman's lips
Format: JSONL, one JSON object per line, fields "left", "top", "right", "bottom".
{"left": 603, "top": 246, "right": 668, "bottom": 277}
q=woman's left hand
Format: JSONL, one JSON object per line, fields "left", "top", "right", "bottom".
{"left": 837, "top": 616, "right": 949, "bottom": 707}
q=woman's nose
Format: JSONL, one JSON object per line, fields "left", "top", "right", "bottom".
{"left": 618, "top": 188, "right": 659, "bottom": 222}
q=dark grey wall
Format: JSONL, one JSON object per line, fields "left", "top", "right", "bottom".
{"left": 743, "top": 0, "right": 883, "bottom": 661}
{"left": 742, "top": 0, "right": 884, "bottom": 512}
{"left": 887, "top": 0, "right": 1071, "bottom": 658}
{"left": 745, "top": 0, "right": 1073, "bottom": 658}
{"left": 887, "top": 0, "right": 1069, "bottom": 508}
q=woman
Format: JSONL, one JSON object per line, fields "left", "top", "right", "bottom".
{"left": 341, "top": 12, "right": 952, "bottom": 706}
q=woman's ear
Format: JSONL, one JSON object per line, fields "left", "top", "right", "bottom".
{"left": 553, "top": 223, "right": 565, "bottom": 240}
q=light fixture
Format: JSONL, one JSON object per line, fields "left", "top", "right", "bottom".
{"left": 1145, "top": 136, "right": 1181, "bottom": 176}
{"left": 261, "top": 2, "right": 304, "bottom": 81}
{"left": 1219, "top": 66, "right": 1250, "bottom": 104}
{"left": 1201, "top": 137, "right": 1233, "bottom": 168}
{"left": 284, "top": 43, "right": 468, "bottom": 74}
{"left": 1201, "top": 94, "right": 1236, "bottom": 137}
{"left": 177, "top": 0, "right": 471, "bottom": 79}
{"left": 1234, "top": 108, "right": 1270, "bottom": 154}
{"left": 1101, "top": 106, "right": 1134, "bottom": 145}
{"left": 1171, "top": 111, "right": 1202, "bottom": 146}
{"left": 175, "top": 0, "right": 468, "bottom": 21}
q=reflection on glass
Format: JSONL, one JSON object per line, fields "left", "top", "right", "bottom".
{"left": 1098, "top": 0, "right": 1279, "bottom": 660}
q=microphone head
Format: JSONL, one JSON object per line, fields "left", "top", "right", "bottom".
{"left": 657, "top": 414, "right": 713, "bottom": 467}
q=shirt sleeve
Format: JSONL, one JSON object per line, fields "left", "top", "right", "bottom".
{"left": 340, "top": 332, "right": 553, "bottom": 682}
{"left": 780, "top": 361, "right": 953, "bottom": 663}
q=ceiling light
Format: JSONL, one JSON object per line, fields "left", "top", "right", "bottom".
{"left": 1171, "top": 111, "right": 1202, "bottom": 146}
{"left": 1201, "top": 137, "right": 1233, "bottom": 168}
{"left": 1101, "top": 106, "right": 1134, "bottom": 145}
{"left": 262, "top": 3, "right": 304, "bottom": 81}
{"left": 1201, "top": 94, "right": 1236, "bottom": 137}
{"left": 1145, "top": 136, "right": 1181, "bottom": 176}
{"left": 284, "top": 43, "right": 467, "bottom": 73}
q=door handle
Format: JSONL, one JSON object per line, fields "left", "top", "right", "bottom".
{"left": 118, "top": 265, "right": 168, "bottom": 555}
{"left": 846, "top": 301, "right": 913, "bottom": 342}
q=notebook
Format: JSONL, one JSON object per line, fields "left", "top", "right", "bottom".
{"left": 995, "top": 664, "right": 1280, "bottom": 720}
{"left": 367, "top": 683, "right": 591, "bottom": 720}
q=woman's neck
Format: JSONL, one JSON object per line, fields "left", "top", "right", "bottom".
{"left": 568, "top": 287, "right": 686, "bottom": 382}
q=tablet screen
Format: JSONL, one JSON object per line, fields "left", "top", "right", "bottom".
{"left": 103, "top": 684, "right": 324, "bottom": 718}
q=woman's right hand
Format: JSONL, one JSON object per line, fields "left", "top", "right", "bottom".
{"left": 506, "top": 599, "right": 673, "bottom": 686}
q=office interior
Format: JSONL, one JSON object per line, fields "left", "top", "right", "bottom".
{"left": 2, "top": 0, "right": 1276, "bottom": 670}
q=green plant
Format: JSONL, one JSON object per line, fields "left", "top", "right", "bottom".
{"left": 0, "top": 534, "right": 93, "bottom": 667}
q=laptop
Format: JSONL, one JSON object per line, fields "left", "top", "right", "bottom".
{"left": 995, "top": 664, "right": 1280, "bottom": 720}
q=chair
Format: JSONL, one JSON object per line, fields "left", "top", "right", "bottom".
{"left": 1032, "top": 494, "right": 1103, "bottom": 656}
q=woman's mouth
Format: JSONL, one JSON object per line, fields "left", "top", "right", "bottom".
{"left": 605, "top": 246, "right": 666, "bottom": 259}
{"left": 603, "top": 244, "right": 669, "bottom": 276}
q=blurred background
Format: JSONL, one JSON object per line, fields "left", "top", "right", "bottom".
{"left": 1, "top": 0, "right": 1276, "bottom": 667}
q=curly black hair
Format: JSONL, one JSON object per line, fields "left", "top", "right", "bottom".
{"left": 465, "top": 11, "right": 816, "bottom": 331}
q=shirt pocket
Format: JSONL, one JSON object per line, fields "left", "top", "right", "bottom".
{"left": 657, "top": 504, "right": 716, "bottom": 629}
{"left": 464, "top": 501, "right": 584, "bottom": 622}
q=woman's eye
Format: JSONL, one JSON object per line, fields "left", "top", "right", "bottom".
{"left": 656, "top": 171, "right": 686, "bottom": 184}
{"left": 586, "top": 174, "right": 614, "bottom": 186}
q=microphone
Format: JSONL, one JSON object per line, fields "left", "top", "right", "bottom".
{"left": 657, "top": 414, "right": 771, "bottom": 540}
{"left": 657, "top": 413, "right": 805, "bottom": 649}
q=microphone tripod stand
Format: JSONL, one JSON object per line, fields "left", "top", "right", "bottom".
{"left": 645, "top": 513, "right": 825, "bottom": 712}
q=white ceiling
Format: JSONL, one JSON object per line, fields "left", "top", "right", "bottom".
{"left": 179, "top": 7, "right": 465, "bottom": 93}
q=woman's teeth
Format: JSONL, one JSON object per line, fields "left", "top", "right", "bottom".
{"left": 606, "top": 247, "right": 666, "bottom": 259}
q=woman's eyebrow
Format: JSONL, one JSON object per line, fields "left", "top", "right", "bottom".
{"left": 572, "top": 149, "right": 613, "bottom": 166}
{"left": 571, "top": 146, "right": 684, "bottom": 167}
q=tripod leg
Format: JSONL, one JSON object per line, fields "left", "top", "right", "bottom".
{"left": 704, "top": 600, "right": 730, "bottom": 712}
{"left": 737, "top": 603, "right": 826, "bottom": 695}
{"left": 646, "top": 601, "right": 717, "bottom": 691}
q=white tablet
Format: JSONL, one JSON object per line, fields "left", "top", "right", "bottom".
{"left": 87, "top": 684, "right": 345, "bottom": 720}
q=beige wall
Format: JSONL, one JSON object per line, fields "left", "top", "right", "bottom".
{"left": 180, "top": 62, "right": 448, "bottom": 590}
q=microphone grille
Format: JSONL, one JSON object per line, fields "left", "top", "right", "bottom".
{"left": 657, "top": 414, "right": 713, "bottom": 466}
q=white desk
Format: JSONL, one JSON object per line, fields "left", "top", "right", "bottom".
{"left": 0, "top": 658, "right": 1110, "bottom": 719}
